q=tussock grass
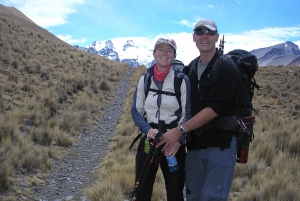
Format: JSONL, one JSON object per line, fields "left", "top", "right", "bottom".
{"left": 0, "top": 15, "right": 130, "bottom": 198}
{"left": 230, "top": 65, "right": 300, "bottom": 201}
{"left": 85, "top": 65, "right": 300, "bottom": 201}
{"left": 1, "top": 10, "right": 300, "bottom": 200}
{"left": 85, "top": 66, "right": 167, "bottom": 201}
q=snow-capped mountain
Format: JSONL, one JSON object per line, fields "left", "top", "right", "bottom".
{"left": 250, "top": 41, "right": 300, "bottom": 67}
{"left": 75, "top": 39, "right": 300, "bottom": 68}
{"left": 74, "top": 39, "right": 154, "bottom": 67}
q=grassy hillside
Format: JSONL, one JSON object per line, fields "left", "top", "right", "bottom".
{"left": 85, "top": 64, "right": 300, "bottom": 201}
{"left": 0, "top": 7, "right": 129, "bottom": 198}
{"left": 1, "top": 4, "right": 299, "bottom": 201}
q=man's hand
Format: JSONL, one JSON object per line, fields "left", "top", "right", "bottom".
{"left": 163, "top": 141, "right": 181, "bottom": 157}
{"left": 156, "top": 128, "right": 181, "bottom": 152}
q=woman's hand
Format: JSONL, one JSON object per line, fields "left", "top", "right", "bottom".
{"left": 147, "top": 128, "right": 159, "bottom": 139}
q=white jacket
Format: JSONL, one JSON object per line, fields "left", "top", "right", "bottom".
{"left": 131, "top": 65, "right": 191, "bottom": 137}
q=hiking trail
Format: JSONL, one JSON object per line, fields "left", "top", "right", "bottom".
{"left": 30, "top": 67, "right": 134, "bottom": 201}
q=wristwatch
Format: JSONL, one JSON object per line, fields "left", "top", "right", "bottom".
{"left": 178, "top": 125, "right": 185, "bottom": 134}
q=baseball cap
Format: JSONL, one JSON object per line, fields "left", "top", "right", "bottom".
{"left": 194, "top": 18, "right": 218, "bottom": 32}
{"left": 154, "top": 38, "right": 177, "bottom": 51}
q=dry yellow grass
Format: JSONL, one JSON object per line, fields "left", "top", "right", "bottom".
{"left": 0, "top": 13, "right": 130, "bottom": 198}
{"left": 1, "top": 5, "right": 300, "bottom": 201}
{"left": 85, "top": 66, "right": 167, "bottom": 201}
{"left": 85, "top": 65, "right": 300, "bottom": 201}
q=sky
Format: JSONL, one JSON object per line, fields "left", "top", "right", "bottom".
{"left": 1, "top": 0, "right": 300, "bottom": 64}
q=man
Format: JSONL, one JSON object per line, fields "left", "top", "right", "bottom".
{"left": 157, "top": 19, "right": 240, "bottom": 200}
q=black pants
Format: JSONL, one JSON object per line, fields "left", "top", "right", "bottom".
{"left": 135, "top": 137, "right": 186, "bottom": 201}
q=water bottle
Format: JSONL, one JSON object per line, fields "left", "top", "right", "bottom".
{"left": 166, "top": 156, "right": 179, "bottom": 172}
{"left": 236, "top": 129, "right": 251, "bottom": 164}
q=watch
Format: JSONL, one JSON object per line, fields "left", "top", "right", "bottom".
{"left": 178, "top": 125, "right": 185, "bottom": 134}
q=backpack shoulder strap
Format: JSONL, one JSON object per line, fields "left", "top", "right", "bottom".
{"left": 211, "top": 55, "right": 228, "bottom": 84}
{"left": 186, "top": 56, "right": 199, "bottom": 76}
{"left": 144, "top": 72, "right": 152, "bottom": 99}
{"left": 173, "top": 71, "right": 184, "bottom": 112}
{"left": 144, "top": 68, "right": 184, "bottom": 112}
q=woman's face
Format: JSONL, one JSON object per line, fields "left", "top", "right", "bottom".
{"left": 153, "top": 43, "right": 176, "bottom": 69}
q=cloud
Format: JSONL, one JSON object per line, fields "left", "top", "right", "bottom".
{"left": 294, "top": 40, "right": 300, "bottom": 48}
{"left": 155, "top": 25, "right": 300, "bottom": 64}
{"left": 3, "top": 0, "right": 85, "bottom": 27}
{"left": 176, "top": 18, "right": 204, "bottom": 29}
{"left": 177, "top": 20, "right": 194, "bottom": 28}
{"left": 233, "top": 0, "right": 245, "bottom": 3}
{"left": 57, "top": 34, "right": 86, "bottom": 44}
{"left": 222, "top": 25, "right": 300, "bottom": 53}
{"left": 76, "top": 25, "right": 300, "bottom": 66}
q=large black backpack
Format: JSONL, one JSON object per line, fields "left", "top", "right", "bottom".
{"left": 213, "top": 49, "right": 260, "bottom": 135}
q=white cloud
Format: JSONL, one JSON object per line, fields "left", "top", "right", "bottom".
{"left": 221, "top": 26, "right": 300, "bottom": 53}
{"left": 3, "top": 0, "right": 85, "bottom": 27}
{"left": 176, "top": 18, "right": 206, "bottom": 29}
{"left": 233, "top": 0, "right": 244, "bottom": 3}
{"left": 294, "top": 40, "right": 300, "bottom": 48}
{"left": 80, "top": 25, "right": 300, "bottom": 66}
{"left": 57, "top": 34, "right": 86, "bottom": 44}
{"left": 149, "top": 25, "right": 300, "bottom": 64}
{"left": 177, "top": 20, "right": 194, "bottom": 28}
{"left": 164, "top": 32, "right": 198, "bottom": 65}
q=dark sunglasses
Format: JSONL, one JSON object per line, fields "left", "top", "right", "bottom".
{"left": 194, "top": 28, "right": 217, "bottom": 36}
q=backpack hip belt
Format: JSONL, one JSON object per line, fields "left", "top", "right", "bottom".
{"left": 206, "top": 115, "right": 239, "bottom": 132}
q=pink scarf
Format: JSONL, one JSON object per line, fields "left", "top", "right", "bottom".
{"left": 154, "top": 65, "right": 172, "bottom": 81}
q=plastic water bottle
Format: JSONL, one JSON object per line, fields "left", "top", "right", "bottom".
{"left": 166, "top": 156, "right": 179, "bottom": 172}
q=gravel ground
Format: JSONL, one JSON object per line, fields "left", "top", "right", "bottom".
{"left": 30, "top": 67, "right": 134, "bottom": 201}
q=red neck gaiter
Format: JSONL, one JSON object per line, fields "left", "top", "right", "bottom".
{"left": 153, "top": 65, "right": 172, "bottom": 81}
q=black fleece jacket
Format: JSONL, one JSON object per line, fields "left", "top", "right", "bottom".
{"left": 185, "top": 49, "right": 240, "bottom": 150}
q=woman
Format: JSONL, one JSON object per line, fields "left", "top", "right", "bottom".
{"left": 131, "top": 38, "right": 191, "bottom": 201}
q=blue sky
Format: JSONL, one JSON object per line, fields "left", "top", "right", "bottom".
{"left": 1, "top": 0, "right": 300, "bottom": 64}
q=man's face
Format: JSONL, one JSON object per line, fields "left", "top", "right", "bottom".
{"left": 193, "top": 26, "right": 219, "bottom": 53}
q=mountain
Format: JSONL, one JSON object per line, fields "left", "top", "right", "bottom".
{"left": 0, "top": 4, "right": 68, "bottom": 45}
{"left": 250, "top": 41, "right": 300, "bottom": 67}
{"left": 75, "top": 39, "right": 300, "bottom": 68}
{"left": 0, "top": 4, "right": 128, "bottom": 199}
{"left": 2, "top": 4, "right": 298, "bottom": 68}
{"left": 74, "top": 39, "right": 154, "bottom": 68}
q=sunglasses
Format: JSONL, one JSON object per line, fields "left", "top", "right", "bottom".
{"left": 194, "top": 28, "right": 217, "bottom": 36}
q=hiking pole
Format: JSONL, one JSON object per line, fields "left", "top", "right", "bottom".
{"left": 130, "top": 121, "right": 165, "bottom": 201}
{"left": 130, "top": 138, "right": 157, "bottom": 201}
{"left": 218, "top": 34, "right": 225, "bottom": 55}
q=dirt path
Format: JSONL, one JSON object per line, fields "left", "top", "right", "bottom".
{"left": 31, "top": 67, "right": 134, "bottom": 201}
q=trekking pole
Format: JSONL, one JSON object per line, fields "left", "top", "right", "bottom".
{"left": 131, "top": 129, "right": 162, "bottom": 201}
{"left": 130, "top": 138, "right": 157, "bottom": 201}
{"left": 130, "top": 121, "right": 165, "bottom": 201}
{"left": 218, "top": 34, "right": 225, "bottom": 55}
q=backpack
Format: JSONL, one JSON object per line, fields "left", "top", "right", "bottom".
{"left": 129, "top": 60, "right": 185, "bottom": 151}
{"left": 212, "top": 49, "right": 260, "bottom": 136}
